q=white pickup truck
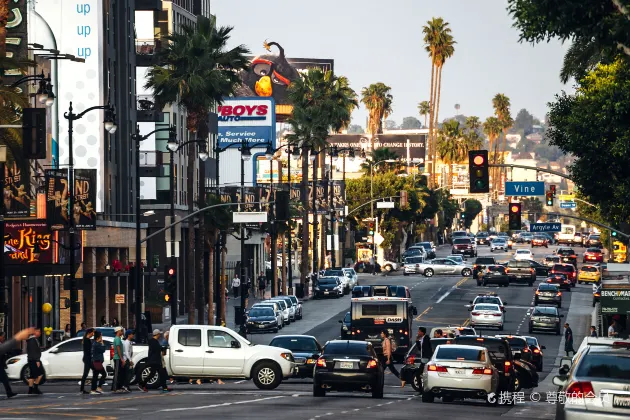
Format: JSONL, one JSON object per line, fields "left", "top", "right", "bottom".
{"left": 130, "top": 325, "right": 295, "bottom": 389}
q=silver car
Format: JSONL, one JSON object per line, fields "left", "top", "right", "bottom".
{"left": 342, "top": 268, "right": 358, "bottom": 288}
{"left": 469, "top": 303, "right": 504, "bottom": 330}
{"left": 553, "top": 345, "right": 630, "bottom": 420}
{"left": 415, "top": 258, "right": 473, "bottom": 278}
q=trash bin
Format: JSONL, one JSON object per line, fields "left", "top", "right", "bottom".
{"left": 234, "top": 306, "right": 243, "bottom": 326}
{"left": 295, "top": 284, "right": 304, "bottom": 299}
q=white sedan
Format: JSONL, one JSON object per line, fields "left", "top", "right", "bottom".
{"left": 342, "top": 268, "right": 358, "bottom": 287}
{"left": 513, "top": 249, "right": 534, "bottom": 260}
{"left": 469, "top": 303, "right": 504, "bottom": 330}
{"left": 490, "top": 239, "right": 508, "bottom": 252}
{"left": 5, "top": 337, "right": 114, "bottom": 384}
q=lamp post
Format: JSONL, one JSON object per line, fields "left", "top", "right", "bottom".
{"left": 131, "top": 125, "right": 176, "bottom": 337}
{"left": 166, "top": 137, "right": 208, "bottom": 325}
{"left": 309, "top": 150, "right": 319, "bottom": 275}
{"left": 64, "top": 102, "right": 117, "bottom": 337}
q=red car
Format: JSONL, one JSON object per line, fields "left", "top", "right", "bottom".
{"left": 531, "top": 235, "right": 549, "bottom": 248}
{"left": 583, "top": 247, "right": 604, "bottom": 263}
{"left": 550, "top": 263, "right": 577, "bottom": 287}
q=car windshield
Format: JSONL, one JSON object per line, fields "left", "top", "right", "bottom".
{"left": 508, "top": 260, "right": 531, "bottom": 268}
{"left": 553, "top": 265, "right": 574, "bottom": 272}
{"left": 539, "top": 284, "right": 559, "bottom": 291}
{"left": 533, "top": 307, "right": 558, "bottom": 316}
{"left": 344, "top": 312, "right": 351, "bottom": 323}
{"left": 453, "top": 239, "right": 470, "bottom": 245}
{"left": 493, "top": 239, "right": 506, "bottom": 243}
{"left": 576, "top": 354, "right": 630, "bottom": 380}
{"left": 249, "top": 308, "right": 274, "bottom": 317}
{"left": 323, "top": 342, "right": 371, "bottom": 356}
{"left": 475, "top": 297, "right": 500, "bottom": 305}
{"left": 516, "top": 250, "right": 530, "bottom": 254}
{"left": 501, "top": 337, "right": 527, "bottom": 350}
{"left": 319, "top": 278, "right": 338, "bottom": 284}
{"left": 435, "top": 347, "right": 485, "bottom": 361}
{"left": 456, "top": 338, "right": 508, "bottom": 361}
{"left": 586, "top": 248, "right": 601, "bottom": 253}
{"left": 525, "top": 337, "right": 538, "bottom": 346}
{"left": 475, "top": 304, "right": 499, "bottom": 311}
{"left": 557, "top": 249, "right": 575, "bottom": 256}
{"left": 487, "top": 266, "right": 505, "bottom": 272}
{"left": 269, "top": 337, "right": 319, "bottom": 353}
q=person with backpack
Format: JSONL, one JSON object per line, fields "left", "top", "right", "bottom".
{"left": 380, "top": 330, "right": 400, "bottom": 382}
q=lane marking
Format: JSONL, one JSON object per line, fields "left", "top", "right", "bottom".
{"left": 414, "top": 306, "right": 432, "bottom": 321}
{"left": 436, "top": 278, "right": 469, "bottom": 304}
{"left": 159, "top": 395, "right": 285, "bottom": 412}
{"left": 235, "top": 380, "right": 246, "bottom": 384}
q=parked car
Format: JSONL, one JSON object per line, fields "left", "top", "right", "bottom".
{"left": 246, "top": 307, "right": 280, "bottom": 334}
{"left": 252, "top": 302, "right": 285, "bottom": 329}
{"left": 313, "top": 277, "right": 344, "bottom": 299}
{"left": 413, "top": 242, "right": 436, "bottom": 259}
{"left": 323, "top": 269, "right": 350, "bottom": 294}
{"left": 269, "top": 335, "right": 322, "bottom": 379}
{"left": 339, "top": 311, "right": 351, "bottom": 339}
{"left": 341, "top": 268, "right": 359, "bottom": 289}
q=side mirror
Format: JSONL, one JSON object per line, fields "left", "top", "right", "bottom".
{"left": 559, "top": 366, "right": 570, "bottom": 375}
{"left": 49, "top": 347, "right": 59, "bottom": 354}
{"left": 230, "top": 340, "right": 241, "bottom": 349}
{"left": 552, "top": 375, "right": 568, "bottom": 387}
{"left": 541, "top": 345, "right": 546, "bottom": 350}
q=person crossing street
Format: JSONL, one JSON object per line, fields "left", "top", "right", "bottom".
{"left": 79, "top": 328, "right": 95, "bottom": 394}
{"left": 381, "top": 330, "right": 401, "bottom": 383}
{"left": 26, "top": 330, "right": 44, "bottom": 395}
{"left": 138, "top": 329, "right": 169, "bottom": 393}
{"left": 111, "top": 327, "right": 126, "bottom": 393}
{"left": 0, "top": 332, "right": 17, "bottom": 399}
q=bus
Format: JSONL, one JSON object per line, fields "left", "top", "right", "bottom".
{"left": 350, "top": 297, "right": 416, "bottom": 361}
{"left": 557, "top": 224, "right": 576, "bottom": 245}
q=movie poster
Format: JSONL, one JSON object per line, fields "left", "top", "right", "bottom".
{"left": 4, "top": 162, "right": 32, "bottom": 218}
{"left": 332, "top": 181, "right": 346, "bottom": 211}
{"left": 4, "top": 220, "right": 53, "bottom": 265}
{"left": 73, "top": 169, "right": 97, "bottom": 230}
{"left": 45, "top": 169, "right": 69, "bottom": 231}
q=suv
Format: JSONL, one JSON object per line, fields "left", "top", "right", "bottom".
{"left": 506, "top": 260, "right": 536, "bottom": 286}
{"left": 555, "top": 247, "right": 578, "bottom": 267}
{"left": 586, "top": 233, "right": 602, "bottom": 248}
{"left": 452, "top": 336, "right": 517, "bottom": 394}
{"left": 528, "top": 306, "right": 563, "bottom": 335}
{"left": 473, "top": 257, "right": 497, "bottom": 283}
{"left": 413, "top": 242, "right": 436, "bottom": 259}
{"left": 550, "top": 263, "right": 577, "bottom": 287}
{"left": 452, "top": 238, "right": 477, "bottom": 257}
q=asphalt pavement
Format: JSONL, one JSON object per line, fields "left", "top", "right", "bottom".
{"left": 0, "top": 241, "right": 595, "bottom": 419}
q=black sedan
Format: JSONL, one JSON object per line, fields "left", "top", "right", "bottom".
{"left": 523, "top": 336, "right": 545, "bottom": 371}
{"left": 481, "top": 265, "right": 510, "bottom": 287}
{"left": 546, "top": 273, "right": 571, "bottom": 291}
{"left": 313, "top": 340, "right": 384, "bottom": 398}
{"left": 245, "top": 307, "right": 279, "bottom": 333}
{"left": 339, "top": 312, "right": 351, "bottom": 339}
{"left": 269, "top": 335, "right": 322, "bottom": 378}
{"left": 535, "top": 283, "right": 562, "bottom": 307}
{"left": 313, "top": 277, "right": 343, "bottom": 299}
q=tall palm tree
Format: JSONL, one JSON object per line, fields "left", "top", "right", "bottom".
{"left": 417, "top": 100, "right": 431, "bottom": 128}
{"left": 361, "top": 83, "right": 393, "bottom": 150}
{"left": 492, "top": 93, "right": 514, "bottom": 191}
{"left": 463, "top": 116, "right": 483, "bottom": 151}
{"left": 286, "top": 68, "right": 358, "bottom": 282}
{"left": 360, "top": 147, "right": 400, "bottom": 175}
{"left": 482, "top": 116, "right": 503, "bottom": 190}
{"left": 145, "top": 15, "right": 250, "bottom": 324}
{"left": 436, "top": 119, "right": 464, "bottom": 188}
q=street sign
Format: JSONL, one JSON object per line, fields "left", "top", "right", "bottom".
{"left": 505, "top": 181, "right": 545, "bottom": 197}
{"left": 115, "top": 294, "right": 125, "bottom": 304}
{"left": 233, "top": 212, "right": 268, "bottom": 223}
{"left": 560, "top": 202, "right": 576, "bottom": 209}
{"left": 376, "top": 201, "right": 395, "bottom": 209}
{"left": 530, "top": 222, "right": 562, "bottom": 233}
{"left": 559, "top": 194, "right": 574, "bottom": 201}
{"left": 373, "top": 232, "right": 384, "bottom": 246}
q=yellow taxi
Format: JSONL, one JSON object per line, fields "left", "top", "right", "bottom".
{"left": 577, "top": 264, "right": 601, "bottom": 284}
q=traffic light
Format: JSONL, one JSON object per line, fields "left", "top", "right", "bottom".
{"left": 368, "top": 221, "right": 375, "bottom": 235}
{"left": 508, "top": 203, "right": 522, "bottom": 230}
{"left": 546, "top": 191, "right": 553, "bottom": 206}
{"left": 612, "top": 231, "right": 618, "bottom": 238}
{"left": 550, "top": 185, "right": 557, "bottom": 197}
{"left": 164, "top": 266, "right": 176, "bottom": 302}
{"left": 22, "top": 108, "right": 47, "bottom": 159}
{"left": 468, "top": 150, "right": 489, "bottom": 193}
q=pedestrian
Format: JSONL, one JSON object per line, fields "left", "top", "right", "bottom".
{"left": 0, "top": 327, "right": 38, "bottom": 357}
{"left": 80, "top": 328, "right": 95, "bottom": 394}
{"left": 78, "top": 322, "right": 88, "bottom": 335}
{"left": 111, "top": 326, "right": 125, "bottom": 393}
{"left": 380, "top": 330, "right": 401, "bottom": 382}
{"left": 258, "top": 272, "right": 266, "bottom": 298}
{"left": 138, "top": 329, "right": 169, "bottom": 393}
{"left": 0, "top": 332, "right": 17, "bottom": 399}
{"left": 564, "top": 323, "right": 575, "bottom": 357}
{"left": 122, "top": 329, "right": 134, "bottom": 392}
{"left": 26, "top": 330, "right": 44, "bottom": 395}
{"left": 369, "top": 256, "right": 376, "bottom": 276}
{"left": 608, "top": 320, "right": 618, "bottom": 337}
{"left": 590, "top": 325, "right": 598, "bottom": 337}
{"left": 232, "top": 274, "right": 240, "bottom": 298}
{"left": 90, "top": 331, "right": 107, "bottom": 394}
{"left": 63, "top": 324, "right": 71, "bottom": 340}
{"left": 402, "top": 327, "right": 432, "bottom": 388}
{"left": 112, "top": 318, "right": 120, "bottom": 327}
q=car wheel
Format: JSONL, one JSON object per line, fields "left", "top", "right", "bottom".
{"left": 139, "top": 364, "right": 161, "bottom": 389}
{"left": 422, "top": 392, "right": 434, "bottom": 403}
{"left": 356, "top": 266, "right": 364, "bottom": 273}
{"left": 252, "top": 361, "right": 282, "bottom": 390}
{"left": 498, "top": 324, "right": 504, "bottom": 331}
{"left": 490, "top": 249, "right": 494, "bottom": 253}
{"left": 411, "top": 371, "right": 423, "bottom": 393}
{"left": 462, "top": 268, "right": 472, "bottom": 277}
{"left": 313, "top": 380, "right": 326, "bottom": 397}
{"left": 384, "top": 264, "right": 393, "bottom": 272}
{"left": 424, "top": 268, "right": 434, "bottom": 277}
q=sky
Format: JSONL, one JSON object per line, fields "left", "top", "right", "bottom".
{"left": 210, "top": 0, "right": 573, "bottom": 127}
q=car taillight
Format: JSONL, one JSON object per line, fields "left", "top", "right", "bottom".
{"left": 505, "top": 268, "right": 510, "bottom": 273}
{"left": 316, "top": 358, "right": 327, "bottom": 367}
{"left": 110, "top": 345, "right": 114, "bottom": 359}
{"left": 547, "top": 279, "right": 552, "bottom": 283}
{"left": 523, "top": 348, "right": 529, "bottom": 353}
{"left": 472, "top": 368, "right": 493, "bottom": 375}
{"left": 367, "top": 359, "right": 378, "bottom": 369}
{"left": 427, "top": 364, "right": 448, "bottom": 373}
{"left": 492, "top": 313, "right": 502, "bottom": 317}
{"left": 471, "top": 312, "right": 480, "bottom": 316}
{"left": 533, "top": 348, "right": 540, "bottom": 354}
{"left": 566, "top": 381, "right": 596, "bottom": 399}
{"left": 504, "top": 361, "right": 511, "bottom": 374}
{"left": 406, "top": 355, "right": 416, "bottom": 365}
{"left": 557, "top": 292, "right": 562, "bottom": 296}
{"left": 535, "top": 291, "right": 540, "bottom": 295}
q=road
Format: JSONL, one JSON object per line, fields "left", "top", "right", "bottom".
{"left": 0, "top": 241, "right": 594, "bottom": 419}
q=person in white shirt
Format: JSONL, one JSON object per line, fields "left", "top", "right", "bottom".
{"left": 608, "top": 320, "right": 618, "bottom": 337}
{"left": 121, "top": 330, "right": 134, "bottom": 392}
{"left": 232, "top": 275, "right": 241, "bottom": 298}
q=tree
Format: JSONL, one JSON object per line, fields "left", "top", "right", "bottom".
{"left": 514, "top": 108, "right": 535, "bottom": 135}
{"left": 146, "top": 15, "right": 250, "bottom": 324}
{"left": 423, "top": 17, "right": 456, "bottom": 187}
{"left": 360, "top": 147, "right": 401, "bottom": 175}
{"left": 361, "top": 83, "right": 393, "bottom": 149}
{"left": 547, "top": 58, "right": 630, "bottom": 226}
{"left": 436, "top": 119, "right": 464, "bottom": 188}
{"left": 384, "top": 119, "right": 398, "bottom": 130}
{"left": 401, "top": 116, "right": 423, "bottom": 130}
{"left": 287, "top": 68, "right": 358, "bottom": 281}
{"left": 417, "top": 101, "right": 431, "bottom": 128}
{"left": 492, "top": 94, "right": 514, "bottom": 191}
{"left": 347, "top": 124, "right": 364, "bottom": 134}
{"left": 462, "top": 199, "right": 483, "bottom": 229}
{"left": 483, "top": 116, "right": 503, "bottom": 185}
{"left": 463, "top": 116, "right": 484, "bottom": 151}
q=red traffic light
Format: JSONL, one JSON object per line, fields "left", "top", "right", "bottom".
{"left": 550, "top": 185, "right": 556, "bottom": 193}
{"left": 168, "top": 268, "right": 175, "bottom": 276}
{"left": 473, "top": 155, "right": 485, "bottom": 166}
{"left": 510, "top": 205, "right": 520, "bottom": 213}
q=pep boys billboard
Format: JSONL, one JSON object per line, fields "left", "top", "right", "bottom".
{"left": 217, "top": 97, "right": 276, "bottom": 148}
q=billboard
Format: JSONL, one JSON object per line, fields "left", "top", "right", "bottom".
{"left": 235, "top": 41, "right": 334, "bottom": 106}
{"left": 4, "top": 162, "right": 32, "bottom": 218}
{"left": 256, "top": 156, "right": 302, "bottom": 184}
{"left": 4, "top": 220, "right": 53, "bottom": 265}
{"left": 217, "top": 97, "right": 276, "bottom": 148}
{"left": 45, "top": 169, "right": 69, "bottom": 231}
{"left": 327, "top": 134, "right": 427, "bottom": 162}
{"left": 73, "top": 169, "right": 97, "bottom": 230}
{"left": 601, "top": 289, "right": 630, "bottom": 315}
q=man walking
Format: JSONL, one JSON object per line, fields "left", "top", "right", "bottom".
{"left": 608, "top": 320, "right": 619, "bottom": 337}
{"left": 257, "top": 272, "right": 266, "bottom": 299}
{"left": 0, "top": 332, "right": 17, "bottom": 398}
{"left": 564, "top": 323, "right": 575, "bottom": 357}
{"left": 369, "top": 256, "right": 376, "bottom": 276}
{"left": 112, "top": 327, "right": 126, "bottom": 392}
{"left": 79, "top": 328, "right": 95, "bottom": 394}
{"left": 138, "top": 329, "right": 169, "bottom": 393}
{"left": 122, "top": 330, "right": 135, "bottom": 392}
{"left": 26, "top": 330, "right": 44, "bottom": 395}
{"left": 232, "top": 274, "right": 241, "bottom": 298}
{"left": 381, "top": 330, "right": 401, "bottom": 383}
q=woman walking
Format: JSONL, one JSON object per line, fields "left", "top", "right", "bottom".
{"left": 90, "top": 331, "right": 107, "bottom": 394}
{"left": 79, "top": 328, "right": 94, "bottom": 394}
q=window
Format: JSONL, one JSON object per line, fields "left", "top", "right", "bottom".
{"left": 177, "top": 329, "right": 201, "bottom": 347}
{"left": 55, "top": 340, "right": 83, "bottom": 353}
{"left": 207, "top": 331, "right": 235, "bottom": 348}
{"left": 323, "top": 342, "right": 370, "bottom": 355}
{"left": 361, "top": 304, "right": 398, "bottom": 316}
{"left": 576, "top": 354, "right": 630, "bottom": 380}
{"left": 436, "top": 347, "right": 485, "bottom": 361}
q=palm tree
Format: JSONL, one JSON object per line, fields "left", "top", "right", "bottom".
{"left": 482, "top": 116, "right": 503, "bottom": 190}
{"left": 436, "top": 120, "right": 464, "bottom": 188}
{"left": 286, "top": 68, "right": 358, "bottom": 282}
{"left": 145, "top": 15, "right": 250, "bottom": 324}
{"left": 361, "top": 83, "right": 393, "bottom": 149}
{"left": 492, "top": 93, "right": 514, "bottom": 191}
{"left": 463, "top": 116, "right": 484, "bottom": 151}
{"left": 360, "top": 147, "right": 400, "bottom": 175}
{"left": 417, "top": 101, "right": 431, "bottom": 128}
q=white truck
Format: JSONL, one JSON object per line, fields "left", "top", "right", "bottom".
{"left": 130, "top": 325, "right": 295, "bottom": 389}
{"left": 557, "top": 224, "right": 576, "bottom": 246}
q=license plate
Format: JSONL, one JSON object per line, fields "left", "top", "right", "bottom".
{"left": 324, "top": 291, "right": 329, "bottom": 295}
{"left": 454, "top": 369, "right": 465, "bottom": 375}
{"left": 613, "top": 395, "right": 630, "bottom": 409}
{"left": 339, "top": 362, "right": 353, "bottom": 369}
{"left": 494, "top": 272, "right": 501, "bottom": 276}
{"left": 258, "top": 325, "right": 265, "bottom": 328}
{"left": 542, "top": 318, "right": 551, "bottom": 322}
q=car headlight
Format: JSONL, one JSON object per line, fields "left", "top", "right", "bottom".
{"left": 247, "top": 321, "right": 255, "bottom": 325}
{"left": 280, "top": 352, "right": 293, "bottom": 361}
{"left": 6, "top": 358, "right": 20, "bottom": 365}
{"left": 342, "top": 326, "right": 348, "bottom": 331}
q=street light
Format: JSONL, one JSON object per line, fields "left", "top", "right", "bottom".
{"left": 64, "top": 101, "right": 117, "bottom": 337}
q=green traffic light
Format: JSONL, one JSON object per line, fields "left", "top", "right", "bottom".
{"left": 612, "top": 231, "right": 618, "bottom": 237}
{"left": 474, "top": 180, "right": 485, "bottom": 189}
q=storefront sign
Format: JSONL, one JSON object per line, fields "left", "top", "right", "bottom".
{"left": 4, "top": 220, "right": 53, "bottom": 264}
{"left": 217, "top": 98, "right": 275, "bottom": 148}
{"left": 601, "top": 289, "right": 630, "bottom": 314}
